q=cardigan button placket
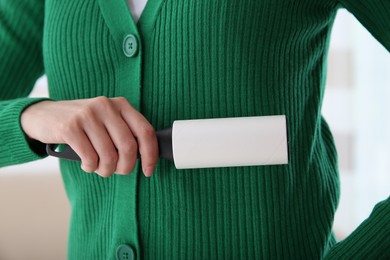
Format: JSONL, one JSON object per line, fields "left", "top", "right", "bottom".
{"left": 86, "top": 0, "right": 167, "bottom": 258}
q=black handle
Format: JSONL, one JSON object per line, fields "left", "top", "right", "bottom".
{"left": 46, "top": 127, "right": 173, "bottom": 161}
{"left": 156, "top": 127, "right": 173, "bottom": 161}
{"left": 46, "top": 144, "right": 81, "bottom": 161}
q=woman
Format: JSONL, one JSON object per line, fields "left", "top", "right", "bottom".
{"left": 0, "top": 0, "right": 389, "bottom": 259}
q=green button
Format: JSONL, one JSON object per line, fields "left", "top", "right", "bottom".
{"left": 123, "top": 34, "right": 138, "bottom": 57}
{"left": 116, "top": 244, "right": 135, "bottom": 260}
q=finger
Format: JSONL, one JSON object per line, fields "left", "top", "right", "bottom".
{"left": 63, "top": 128, "right": 98, "bottom": 173}
{"left": 84, "top": 118, "right": 118, "bottom": 178}
{"left": 114, "top": 98, "right": 158, "bottom": 177}
{"left": 103, "top": 114, "right": 138, "bottom": 175}
{"left": 134, "top": 122, "right": 158, "bottom": 177}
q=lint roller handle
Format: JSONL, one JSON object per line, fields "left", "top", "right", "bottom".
{"left": 46, "top": 127, "right": 173, "bottom": 161}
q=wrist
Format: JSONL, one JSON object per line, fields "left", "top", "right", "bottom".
{"left": 20, "top": 100, "right": 53, "bottom": 140}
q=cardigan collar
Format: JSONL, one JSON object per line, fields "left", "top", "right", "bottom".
{"left": 97, "top": 0, "right": 165, "bottom": 46}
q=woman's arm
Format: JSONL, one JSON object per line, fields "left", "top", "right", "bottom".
{"left": 337, "top": 0, "right": 390, "bottom": 52}
{"left": 0, "top": 0, "right": 48, "bottom": 167}
{"left": 325, "top": 1, "right": 390, "bottom": 258}
{"left": 0, "top": 0, "right": 158, "bottom": 177}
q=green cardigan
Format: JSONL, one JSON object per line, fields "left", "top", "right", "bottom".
{"left": 0, "top": 0, "right": 389, "bottom": 259}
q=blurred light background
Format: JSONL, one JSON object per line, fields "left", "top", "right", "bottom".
{"left": 322, "top": 9, "right": 390, "bottom": 239}
{"left": 0, "top": 8, "right": 389, "bottom": 260}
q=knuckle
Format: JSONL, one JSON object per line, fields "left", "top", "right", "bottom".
{"left": 96, "top": 165, "right": 114, "bottom": 178}
{"left": 116, "top": 164, "right": 136, "bottom": 175}
{"left": 97, "top": 171, "right": 113, "bottom": 178}
{"left": 121, "top": 139, "right": 138, "bottom": 156}
{"left": 99, "top": 155, "right": 118, "bottom": 169}
{"left": 82, "top": 165, "right": 95, "bottom": 173}
{"left": 113, "top": 97, "right": 132, "bottom": 112}
{"left": 116, "top": 142, "right": 138, "bottom": 175}
{"left": 57, "top": 122, "right": 69, "bottom": 136}
{"left": 78, "top": 106, "right": 95, "bottom": 121}
{"left": 100, "top": 151, "right": 118, "bottom": 169}
{"left": 93, "top": 96, "right": 111, "bottom": 108}
{"left": 106, "top": 151, "right": 119, "bottom": 163}
{"left": 115, "top": 96, "right": 128, "bottom": 105}
{"left": 82, "top": 155, "right": 98, "bottom": 170}
{"left": 59, "top": 121, "right": 77, "bottom": 139}
{"left": 143, "top": 150, "right": 158, "bottom": 162}
{"left": 94, "top": 96, "right": 109, "bottom": 103}
{"left": 140, "top": 123, "right": 156, "bottom": 139}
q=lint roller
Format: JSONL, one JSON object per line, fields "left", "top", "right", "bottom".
{"left": 47, "top": 115, "right": 289, "bottom": 169}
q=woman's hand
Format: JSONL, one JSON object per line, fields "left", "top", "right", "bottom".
{"left": 21, "top": 97, "right": 158, "bottom": 178}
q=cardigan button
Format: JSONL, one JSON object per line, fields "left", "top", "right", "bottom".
{"left": 123, "top": 34, "right": 138, "bottom": 57}
{"left": 116, "top": 244, "right": 135, "bottom": 260}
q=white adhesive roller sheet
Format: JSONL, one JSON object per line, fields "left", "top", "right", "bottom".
{"left": 172, "top": 115, "right": 289, "bottom": 169}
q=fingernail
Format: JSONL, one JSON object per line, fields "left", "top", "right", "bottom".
{"left": 143, "top": 167, "right": 154, "bottom": 177}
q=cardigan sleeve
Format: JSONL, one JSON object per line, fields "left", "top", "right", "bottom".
{"left": 0, "top": 0, "right": 49, "bottom": 167}
{"left": 325, "top": 197, "right": 390, "bottom": 259}
{"left": 326, "top": 1, "right": 390, "bottom": 258}
{"left": 338, "top": 0, "right": 390, "bottom": 52}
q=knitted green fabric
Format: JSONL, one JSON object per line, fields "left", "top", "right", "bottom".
{"left": 0, "top": 0, "right": 389, "bottom": 259}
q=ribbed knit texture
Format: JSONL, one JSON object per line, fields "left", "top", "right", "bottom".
{"left": 0, "top": 0, "right": 47, "bottom": 166}
{"left": 0, "top": 0, "right": 389, "bottom": 259}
